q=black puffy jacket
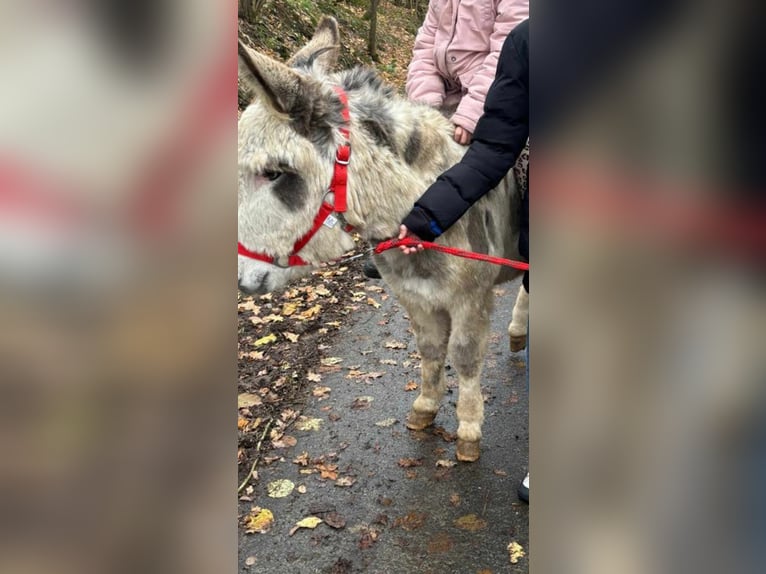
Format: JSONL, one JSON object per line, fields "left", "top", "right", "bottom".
{"left": 402, "top": 19, "right": 529, "bottom": 285}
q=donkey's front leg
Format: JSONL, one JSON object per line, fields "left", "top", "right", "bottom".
{"left": 449, "top": 293, "right": 492, "bottom": 461}
{"left": 508, "top": 283, "right": 529, "bottom": 352}
{"left": 405, "top": 306, "right": 451, "bottom": 431}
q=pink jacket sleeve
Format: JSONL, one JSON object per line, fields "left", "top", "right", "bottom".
{"left": 405, "top": 1, "right": 445, "bottom": 108}
{"left": 451, "top": 0, "right": 528, "bottom": 133}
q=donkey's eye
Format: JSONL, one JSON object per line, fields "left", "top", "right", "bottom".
{"left": 263, "top": 170, "right": 282, "bottom": 181}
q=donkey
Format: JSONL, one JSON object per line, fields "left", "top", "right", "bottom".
{"left": 238, "top": 17, "right": 526, "bottom": 461}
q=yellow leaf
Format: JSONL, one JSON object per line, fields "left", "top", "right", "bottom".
{"left": 374, "top": 418, "right": 398, "bottom": 428}
{"left": 254, "top": 333, "right": 277, "bottom": 347}
{"left": 299, "top": 304, "right": 321, "bottom": 319}
{"left": 244, "top": 508, "right": 274, "bottom": 534}
{"left": 366, "top": 297, "right": 381, "bottom": 309}
{"left": 508, "top": 541, "right": 525, "bottom": 564}
{"left": 289, "top": 516, "right": 323, "bottom": 536}
{"left": 282, "top": 302, "right": 299, "bottom": 316}
{"left": 294, "top": 417, "right": 322, "bottom": 431}
{"left": 263, "top": 314, "right": 284, "bottom": 323}
{"left": 320, "top": 357, "right": 343, "bottom": 366}
{"left": 267, "top": 479, "right": 295, "bottom": 498}
{"left": 283, "top": 332, "right": 300, "bottom": 343}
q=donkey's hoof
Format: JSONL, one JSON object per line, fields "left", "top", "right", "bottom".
{"left": 456, "top": 439, "right": 481, "bottom": 462}
{"left": 510, "top": 334, "right": 527, "bottom": 353}
{"left": 406, "top": 410, "right": 436, "bottom": 431}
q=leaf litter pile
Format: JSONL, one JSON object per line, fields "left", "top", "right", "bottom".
{"left": 238, "top": 261, "right": 379, "bottom": 487}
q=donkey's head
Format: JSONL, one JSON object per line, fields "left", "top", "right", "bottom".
{"left": 238, "top": 17, "right": 357, "bottom": 294}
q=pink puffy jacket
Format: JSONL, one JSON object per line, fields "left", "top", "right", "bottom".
{"left": 406, "top": 0, "right": 528, "bottom": 134}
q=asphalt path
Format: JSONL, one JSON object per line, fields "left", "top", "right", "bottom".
{"left": 239, "top": 276, "right": 529, "bottom": 573}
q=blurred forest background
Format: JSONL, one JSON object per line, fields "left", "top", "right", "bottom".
{"left": 238, "top": 0, "right": 425, "bottom": 103}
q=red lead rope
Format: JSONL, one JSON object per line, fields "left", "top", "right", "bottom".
{"left": 374, "top": 237, "right": 529, "bottom": 270}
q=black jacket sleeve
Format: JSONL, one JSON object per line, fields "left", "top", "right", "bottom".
{"left": 402, "top": 19, "right": 529, "bottom": 242}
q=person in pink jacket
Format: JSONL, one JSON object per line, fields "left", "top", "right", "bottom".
{"left": 406, "top": 0, "right": 529, "bottom": 144}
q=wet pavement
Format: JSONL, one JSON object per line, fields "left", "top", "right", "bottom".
{"left": 239, "top": 276, "right": 529, "bottom": 573}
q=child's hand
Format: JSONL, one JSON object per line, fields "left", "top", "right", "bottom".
{"left": 453, "top": 126, "right": 472, "bottom": 145}
{"left": 398, "top": 225, "right": 425, "bottom": 255}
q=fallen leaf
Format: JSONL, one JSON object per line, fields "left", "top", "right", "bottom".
{"left": 312, "top": 386, "right": 331, "bottom": 399}
{"left": 324, "top": 512, "right": 346, "bottom": 529}
{"left": 262, "top": 314, "right": 284, "bottom": 323}
{"left": 267, "top": 479, "right": 295, "bottom": 498}
{"left": 281, "top": 302, "right": 299, "bottom": 316}
{"left": 244, "top": 555, "right": 256, "bottom": 566}
{"left": 454, "top": 514, "right": 488, "bottom": 532}
{"left": 253, "top": 333, "right": 277, "bottom": 347}
{"left": 449, "top": 493, "right": 461, "bottom": 507}
{"left": 335, "top": 476, "right": 356, "bottom": 487}
{"left": 395, "top": 511, "right": 427, "bottom": 531}
{"left": 375, "top": 418, "right": 398, "bottom": 428}
{"left": 297, "top": 485, "right": 307, "bottom": 494}
{"left": 427, "top": 532, "right": 454, "bottom": 554}
{"left": 351, "top": 396, "right": 374, "bottom": 409}
{"left": 317, "top": 464, "right": 339, "bottom": 480}
{"left": 243, "top": 507, "right": 273, "bottom": 534}
{"left": 380, "top": 359, "right": 397, "bottom": 366}
{"left": 436, "top": 459, "right": 457, "bottom": 468}
{"left": 299, "top": 305, "right": 321, "bottom": 319}
{"left": 398, "top": 457, "right": 424, "bottom": 468}
{"left": 384, "top": 340, "right": 407, "bottom": 349}
{"left": 237, "top": 417, "right": 249, "bottom": 430}
{"left": 295, "top": 417, "right": 322, "bottom": 431}
{"left": 493, "top": 469, "right": 508, "bottom": 476}
{"left": 321, "top": 357, "right": 343, "bottom": 366}
{"left": 366, "top": 297, "right": 381, "bottom": 309}
{"left": 307, "top": 371, "right": 322, "bottom": 383}
{"left": 271, "top": 435, "right": 297, "bottom": 449}
{"left": 358, "top": 527, "right": 379, "bottom": 549}
{"left": 238, "top": 393, "right": 263, "bottom": 408}
{"left": 404, "top": 381, "right": 418, "bottom": 391}
{"left": 508, "top": 541, "right": 526, "bottom": 564}
{"left": 283, "top": 332, "right": 300, "bottom": 343}
{"left": 289, "top": 516, "right": 323, "bottom": 536}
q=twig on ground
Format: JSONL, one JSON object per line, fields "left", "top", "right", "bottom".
{"left": 238, "top": 419, "right": 273, "bottom": 494}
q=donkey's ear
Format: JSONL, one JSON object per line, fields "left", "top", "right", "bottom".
{"left": 238, "top": 40, "right": 301, "bottom": 116}
{"left": 287, "top": 16, "right": 340, "bottom": 73}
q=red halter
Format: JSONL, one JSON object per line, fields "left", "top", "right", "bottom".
{"left": 237, "top": 86, "right": 351, "bottom": 267}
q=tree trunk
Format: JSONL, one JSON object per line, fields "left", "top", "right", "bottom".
{"left": 368, "top": 0, "right": 380, "bottom": 60}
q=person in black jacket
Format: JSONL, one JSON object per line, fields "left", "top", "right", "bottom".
{"left": 399, "top": 19, "right": 530, "bottom": 501}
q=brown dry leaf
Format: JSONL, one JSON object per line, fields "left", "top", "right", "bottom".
{"left": 283, "top": 332, "right": 300, "bottom": 343}
{"left": 238, "top": 393, "right": 263, "bottom": 408}
{"left": 238, "top": 299, "right": 259, "bottom": 312}
{"left": 314, "top": 285, "right": 331, "bottom": 296}
{"left": 289, "top": 516, "right": 323, "bottom": 536}
{"left": 307, "top": 371, "right": 322, "bottom": 383}
{"left": 243, "top": 351, "right": 265, "bottom": 360}
{"left": 243, "top": 507, "right": 274, "bottom": 534}
{"left": 380, "top": 359, "right": 397, "bottom": 366}
{"left": 292, "top": 452, "right": 310, "bottom": 466}
{"left": 262, "top": 314, "right": 284, "bottom": 323}
{"left": 328, "top": 412, "right": 341, "bottom": 422}
{"left": 272, "top": 435, "right": 297, "bottom": 449}
{"left": 405, "top": 470, "right": 418, "bottom": 479}
{"left": 312, "top": 386, "right": 331, "bottom": 399}
{"left": 508, "top": 541, "right": 526, "bottom": 564}
{"left": 299, "top": 305, "right": 321, "bottom": 319}
{"left": 358, "top": 527, "right": 379, "bottom": 549}
{"left": 493, "top": 469, "right": 508, "bottom": 476}
{"left": 384, "top": 340, "right": 407, "bottom": 349}
{"left": 253, "top": 333, "right": 277, "bottom": 347}
{"left": 351, "top": 396, "right": 374, "bottom": 409}
{"left": 364, "top": 371, "right": 385, "bottom": 380}
{"left": 436, "top": 459, "right": 457, "bottom": 468}
{"left": 449, "top": 493, "right": 461, "bottom": 507}
{"left": 366, "top": 297, "right": 381, "bottom": 309}
{"left": 320, "top": 357, "right": 343, "bottom": 366}
{"left": 317, "top": 464, "right": 339, "bottom": 480}
{"left": 335, "top": 476, "right": 356, "bottom": 487}
{"left": 398, "top": 457, "right": 424, "bottom": 468}
{"left": 427, "top": 532, "right": 454, "bottom": 554}
{"left": 454, "top": 514, "right": 488, "bottom": 532}
{"left": 237, "top": 417, "right": 249, "bottom": 431}
{"left": 477, "top": 570, "right": 493, "bottom": 574}
{"left": 324, "top": 512, "right": 346, "bottom": 529}
{"left": 433, "top": 426, "right": 457, "bottom": 442}
{"left": 395, "top": 511, "right": 427, "bottom": 531}
{"left": 404, "top": 381, "right": 418, "bottom": 391}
